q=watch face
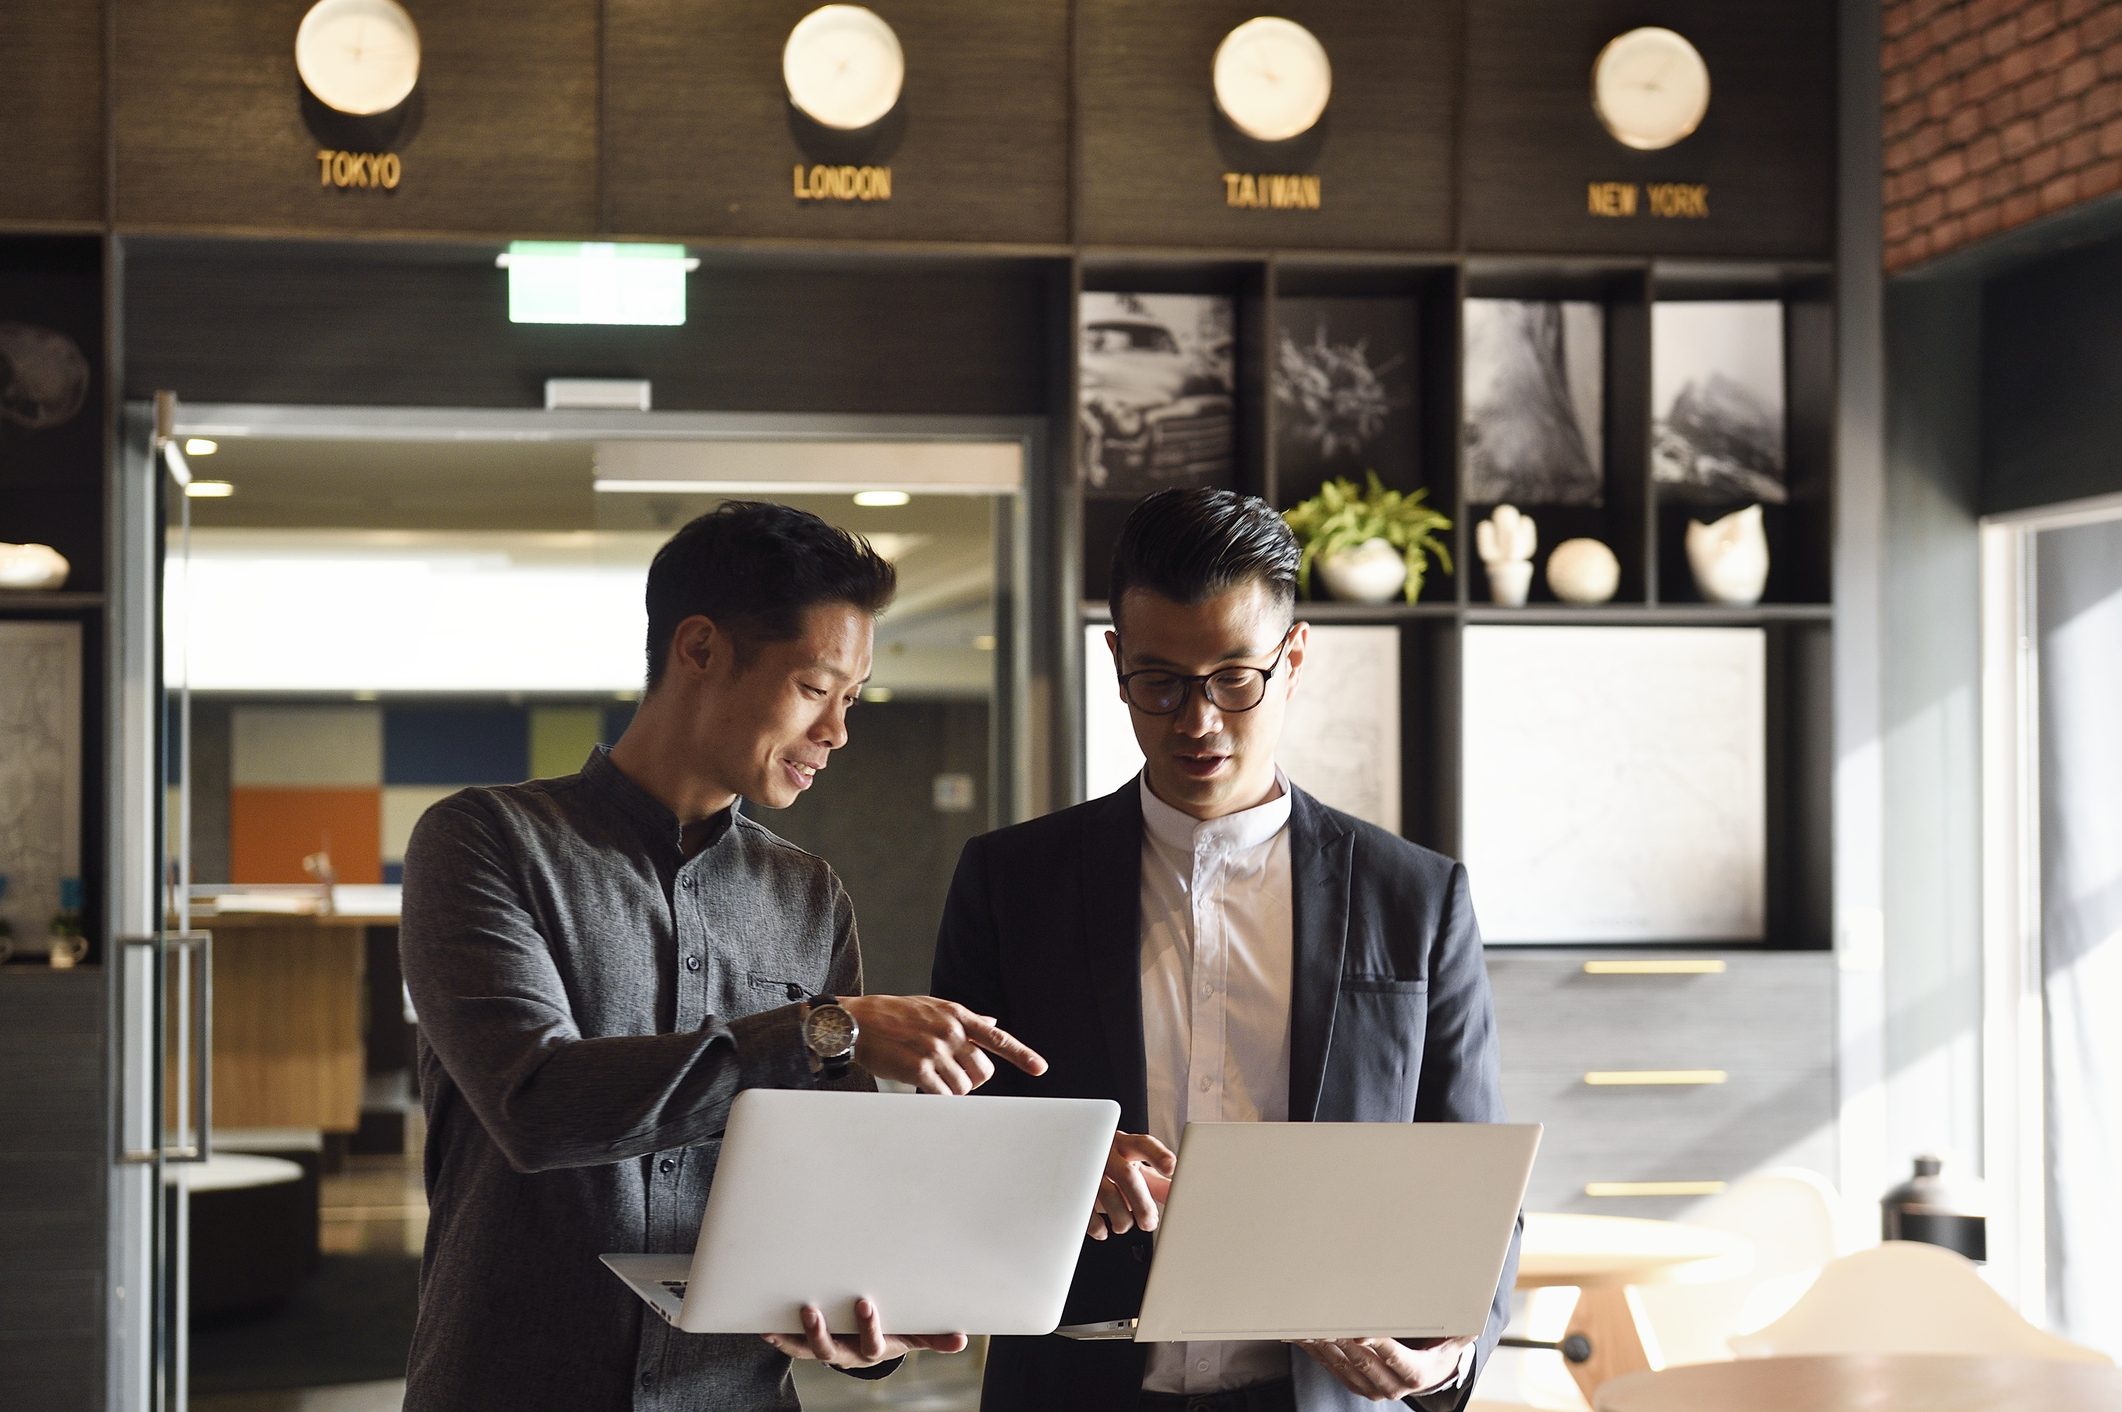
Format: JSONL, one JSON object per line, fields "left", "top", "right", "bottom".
{"left": 295, "top": 0, "right": 422, "bottom": 117}
{"left": 783, "top": 5, "right": 906, "bottom": 132}
{"left": 806, "top": 1004, "right": 857, "bottom": 1059}
{"left": 1592, "top": 27, "right": 1711, "bottom": 151}
{"left": 1212, "top": 17, "right": 1333, "bottom": 144}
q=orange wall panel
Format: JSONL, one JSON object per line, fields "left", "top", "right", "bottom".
{"left": 229, "top": 788, "right": 383, "bottom": 885}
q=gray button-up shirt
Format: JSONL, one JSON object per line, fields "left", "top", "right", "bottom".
{"left": 400, "top": 746, "right": 866, "bottom": 1411}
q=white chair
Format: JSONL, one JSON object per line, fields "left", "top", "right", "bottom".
{"left": 1631, "top": 1168, "right": 1845, "bottom": 1368}
{"left": 1729, "top": 1240, "right": 2113, "bottom": 1363}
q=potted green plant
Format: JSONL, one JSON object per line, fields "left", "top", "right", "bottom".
{"left": 1281, "top": 471, "right": 1453, "bottom": 604}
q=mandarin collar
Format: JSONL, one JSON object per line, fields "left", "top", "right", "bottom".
{"left": 1137, "top": 768, "right": 1292, "bottom": 857}
{"left": 581, "top": 745, "right": 739, "bottom": 853}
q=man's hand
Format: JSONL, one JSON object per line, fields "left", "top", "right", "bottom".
{"left": 839, "top": 995, "right": 1048, "bottom": 1095}
{"left": 761, "top": 1297, "right": 968, "bottom": 1370}
{"left": 1292, "top": 1335, "right": 1472, "bottom": 1402}
{"left": 1087, "top": 1132, "right": 1175, "bottom": 1240}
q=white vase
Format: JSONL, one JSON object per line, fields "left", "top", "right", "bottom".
{"left": 1686, "top": 505, "right": 1770, "bottom": 606}
{"left": 1485, "top": 559, "right": 1533, "bottom": 607}
{"left": 1547, "top": 538, "right": 1620, "bottom": 605}
{"left": 1317, "top": 537, "right": 1409, "bottom": 604}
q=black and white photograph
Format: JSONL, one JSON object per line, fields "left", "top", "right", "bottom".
{"left": 1077, "top": 291, "right": 1236, "bottom": 494}
{"left": 1273, "top": 297, "right": 1420, "bottom": 489}
{"left": 1652, "top": 300, "right": 1788, "bottom": 505}
{"left": 1462, "top": 298, "right": 1605, "bottom": 506}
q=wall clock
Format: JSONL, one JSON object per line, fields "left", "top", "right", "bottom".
{"left": 1591, "top": 26, "right": 1710, "bottom": 151}
{"left": 1212, "top": 17, "right": 1333, "bottom": 143}
{"left": 295, "top": 0, "right": 422, "bottom": 117}
{"left": 783, "top": 5, "right": 906, "bottom": 131}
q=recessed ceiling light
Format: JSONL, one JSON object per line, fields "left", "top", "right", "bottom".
{"left": 972, "top": 634, "right": 997, "bottom": 651}
{"left": 852, "top": 490, "right": 911, "bottom": 508}
{"left": 183, "top": 438, "right": 219, "bottom": 456}
{"left": 184, "top": 480, "right": 236, "bottom": 498}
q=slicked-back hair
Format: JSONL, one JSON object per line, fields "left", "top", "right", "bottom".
{"left": 1109, "top": 487, "right": 1300, "bottom": 632}
{"left": 643, "top": 501, "right": 896, "bottom": 689}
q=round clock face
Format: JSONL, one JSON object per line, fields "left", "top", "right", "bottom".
{"left": 295, "top": 0, "right": 422, "bottom": 116}
{"left": 1212, "top": 17, "right": 1333, "bottom": 144}
{"left": 1592, "top": 27, "right": 1711, "bottom": 151}
{"left": 783, "top": 5, "right": 906, "bottom": 131}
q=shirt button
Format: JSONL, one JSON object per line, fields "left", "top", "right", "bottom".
{"left": 658, "top": 1157, "right": 676, "bottom": 1174}
{"left": 1200, "top": 982, "right": 1214, "bottom": 998}
{"left": 1197, "top": 1076, "right": 1213, "bottom": 1093}
{"left": 1196, "top": 1358, "right": 1211, "bottom": 1373}
{"left": 640, "top": 1370, "right": 654, "bottom": 1387}
{"left": 681, "top": 876, "right": 696, "bottom": 892}
{"left": 685, "top": 954, "right": 701, "bottom": 973}
{"left": 786, "top": 982, "right": 806, "bottom": 1001}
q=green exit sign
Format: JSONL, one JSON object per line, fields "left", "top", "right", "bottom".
{"left": 501, "top": 242, "right": 695, "bottom": 326}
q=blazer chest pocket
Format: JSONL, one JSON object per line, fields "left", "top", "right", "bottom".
{"left": 1320, "top": 978, "right": 1428, "bottom": 1121}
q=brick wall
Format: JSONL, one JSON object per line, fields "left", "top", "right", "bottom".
{"left": 1882, "top": 0, "right": 2122, "bottom": 273}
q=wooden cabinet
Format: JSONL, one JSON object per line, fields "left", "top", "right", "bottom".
{"left": 1486, "top": 951, "right": 1838, "bottom": 1217}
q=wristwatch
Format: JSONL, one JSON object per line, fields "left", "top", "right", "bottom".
{"left": 801, "top": 994, "right": 858, "bottom": 1080}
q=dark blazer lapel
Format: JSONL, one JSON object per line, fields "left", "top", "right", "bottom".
{"left": 1081, "top": 780, "right": 1150, "bottom": 1133}
{"left": 1288, "top": 787, "right": 1353, "bottom": 1123}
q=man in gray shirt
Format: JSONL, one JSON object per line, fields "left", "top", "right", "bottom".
{"left": 400, "top": 501, "right": 1045, "bottom": 1411}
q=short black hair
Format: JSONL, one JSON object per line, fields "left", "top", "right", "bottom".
{"left": 643, "top": 501, "right": 896, "bottom": 689}
{"left": 1108, "top": 488, "right": 1300, "bottom": 629}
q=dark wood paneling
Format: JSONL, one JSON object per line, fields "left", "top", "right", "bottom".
{"left": 605, "top": 0, "right": 1069, "bottom": 245}
{"left": 114, "top": 0, "right": 597, "bottom": 235}
{"left": 124, "top": 240, "right": 1058, "bottom": 416}
{"left": 1461, "top": 0, "right": 1834, "bottom": 257}
{"left": 1077, "top": 0, "right": 1458, "bottom": 250}
{"left": 0, "top": 971, "right": 107, "bottom": 1412}
{"left": 0, "top": 7, "right": 106, "bottom": 224}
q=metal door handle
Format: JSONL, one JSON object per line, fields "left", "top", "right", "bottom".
{"left": 118, "top": 931, "right": 213, "bottom": 1165}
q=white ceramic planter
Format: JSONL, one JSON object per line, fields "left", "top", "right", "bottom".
{"left": 1317, "top": 537, "right": 1409, "bottom": 604}
{"left": 1485, "top": 559, "right": 1533, "bottom": 607}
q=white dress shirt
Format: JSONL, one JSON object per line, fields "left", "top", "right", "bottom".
{"left": 1134, "top": 773, "right": 1476, "bottom": 1400}
{"left": 1138, "top": 773, "right": 1296, "bottom": 1394}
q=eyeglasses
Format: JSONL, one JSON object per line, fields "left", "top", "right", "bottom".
{"left": 1115, "top": 629, "right": 1293, "bottom": 716}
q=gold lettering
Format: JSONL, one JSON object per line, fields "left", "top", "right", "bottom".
{"left": 1587, "top": 182, "right": 1638, "bottom": 217}
{"left": 1221, "top": 172, "right": 1322, "bottom": 210}
{"left": 379, "top": 153, "right": 402, "bottom": 189}
{"left": 792, "top": 164, "right": 892, "bottom": 203}
{"left": 317, "top": 150, "right": 334, "bottom": 185}
{"left": 1647, "top": 182, "right": 1710, "bottom": 217}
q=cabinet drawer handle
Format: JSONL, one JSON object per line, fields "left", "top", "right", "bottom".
{"left": 1585, "top": 1180, "right": 1728, "bottom": 1198}
{"left": 1583, "top": 1069, "right": 1728, "bottom": 1086}
{"left": 1581, "top": 959, "right": 1726, "bottom": 975}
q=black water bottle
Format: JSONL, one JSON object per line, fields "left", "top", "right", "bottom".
{"left": 1882, "top": 1154, "right": 1987, "bottom": 1262}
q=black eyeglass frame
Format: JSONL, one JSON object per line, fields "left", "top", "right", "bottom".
{"left": 1112, "top": 626, "right": 1296, "bottom": 717}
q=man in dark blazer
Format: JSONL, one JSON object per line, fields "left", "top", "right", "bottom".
{"left": 932, "top": 488, "right": 1517, "bottom": 1412}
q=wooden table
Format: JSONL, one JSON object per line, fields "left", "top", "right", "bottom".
{"left": 1595, "top": 1353, "right": 2122, "bottom": 1411}
{"left": 1515, "top": 1212, "right": 1752, "bottom": 1405}
{"left": 170, "top": 912, "right": 373, "bottom": 1134}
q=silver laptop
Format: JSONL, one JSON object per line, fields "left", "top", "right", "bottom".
{"left": 602, "top": 1088, "right": 1118, "bottom": 1336}
{"left": 1059, "top": 1121, "right": 1540, "bottom": 1342}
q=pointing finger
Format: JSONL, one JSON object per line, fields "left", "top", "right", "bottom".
{"left": 962, "top": 1013, "right": 1048, "bottom": 1075}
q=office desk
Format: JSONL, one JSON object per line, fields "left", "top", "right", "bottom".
{"left": 1595, "top": 1353, "right": 2122, "bottom": 1411}
{"left": 1516, "top": 1212, "right": 1751, "bottom": 1405}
